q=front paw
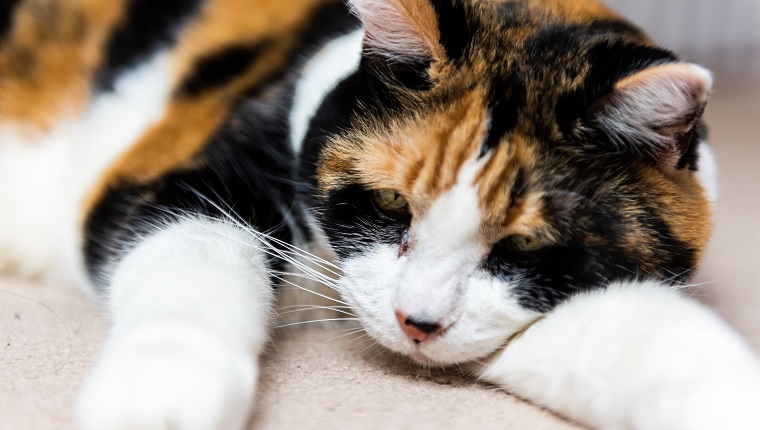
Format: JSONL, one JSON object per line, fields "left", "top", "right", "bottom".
{"left": 76, "top": 328, "right": 256, "bottom": 430}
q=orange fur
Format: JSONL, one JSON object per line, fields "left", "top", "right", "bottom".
{"left": 0, "top": 0, "right": 124, "bottom": 128}
{"left": 83, "top": 0, "right": 333, "bottom": 220}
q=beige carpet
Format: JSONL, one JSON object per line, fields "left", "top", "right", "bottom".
{"left": 2, "top": 78, "right": 759, "bottom": 430}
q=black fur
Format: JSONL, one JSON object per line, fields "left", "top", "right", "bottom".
{"left": 95, "top": 0, "right": 203, "bottom": 91}
{"left": 177, "top": 41, "right": 270, "bottom": 97}
{"left": 85, "top": 1, "right": 360, "bottom": 286}
{"left": 430, "top": 0, "right": 474, "bottom": 62}
{"left": 0, "top": 0, "right": 22, "bottom": 42}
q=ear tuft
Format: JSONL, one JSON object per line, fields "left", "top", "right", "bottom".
{"left": 349, "top": 0, "right": 442, "bottom": 64}
{"left": 589, "top": 63, "right": 712, "bottom": 167}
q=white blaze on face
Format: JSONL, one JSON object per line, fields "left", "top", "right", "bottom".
{"left": 392, "top": 158, "right": 486, "bottom": 325}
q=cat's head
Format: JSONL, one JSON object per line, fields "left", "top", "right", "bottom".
{"left": 312, "top": 0, "right": 714, "bottom": 366}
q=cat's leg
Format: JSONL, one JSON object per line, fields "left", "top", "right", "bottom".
{"left": 76, "top": 217, "right": 273, "bottom": 430}
{"left": 475, "top": 281, "right": 760, "bottom": 430}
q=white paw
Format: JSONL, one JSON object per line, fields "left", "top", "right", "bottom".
{"left": 76, "top": 326, "right": 257, "bottom": 430}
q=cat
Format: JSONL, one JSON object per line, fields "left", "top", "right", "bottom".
{"left": 1, "top": 0, "right": 759, "bottom": 429}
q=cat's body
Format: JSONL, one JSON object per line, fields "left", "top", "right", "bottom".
{"left": 1, "top": 0, "right": 759, "bottom": 429}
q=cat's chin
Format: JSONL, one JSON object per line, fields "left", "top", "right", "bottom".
{"left": 381, "top": 335, "right": 505, "bottom": 368}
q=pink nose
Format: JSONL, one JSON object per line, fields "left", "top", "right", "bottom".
{"left": 395, "top": 311, "right": 443, "bottom": 343}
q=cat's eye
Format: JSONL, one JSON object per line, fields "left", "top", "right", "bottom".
{"left": 508, "top": 234, "right": 543, "bottom": 252}
{"left": 372, "top": 189, "right": 410, "bottom": 219}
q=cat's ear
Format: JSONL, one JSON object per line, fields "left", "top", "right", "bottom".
{"left": 349, "top": 0, "right": 446, "bottom": 65}
{"left": 588, "top": 63, "right": 712, "bottom": 167}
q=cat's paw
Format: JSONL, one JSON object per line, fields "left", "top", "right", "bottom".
{"left": 76, "top": 325, "right": 256, "bottom": 430}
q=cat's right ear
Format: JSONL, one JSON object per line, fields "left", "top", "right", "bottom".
{"left": 587, "top": 63, "right": 712, "bottom": 168}
{"left": 349, "top": 0, "right": 456, "bottom": 87}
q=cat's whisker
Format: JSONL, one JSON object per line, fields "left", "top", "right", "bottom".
{"left": 168, "top": 198, "right": 340, "bottom": 276}
{"left": 275, "top": 318, "right": 359, "bottom": 329}
{"left": 274, "top": 266, "right": 339, "bottom": 285}
{"left": 358, "top": 339, "right": 381, "bottom": 355}
{"left": 182, "top": 192, "right": 341, "bottom": 272}
{"left": 277, "top": 305, "right": 357, "bottom": 318}
{"left": 171, "top": 213, "right": 344, "bottom": 298}
{"left": 270, "top": 271, "right": 342, "bottom": 293}
{"left": 278, "top": 304, "right": 353, "bottom": 310}
{"left": 344, "top": 333, "right": 372, "bottom": 346}
{"left": 270, "top": 274, "right": 349, "bottom": 306}
{"left": 323, "top": 328, "right": 367, "bottom": 343}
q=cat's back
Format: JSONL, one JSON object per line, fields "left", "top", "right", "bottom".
{"left": 0, "top": 0, "right": 355, "bottom": 285}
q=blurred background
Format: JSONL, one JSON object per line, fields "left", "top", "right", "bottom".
{"left": 604, "top": 0, "right": 760, "bottom": 350}
{"left": 606, "top": 0, "right": 760, "bottom": 81}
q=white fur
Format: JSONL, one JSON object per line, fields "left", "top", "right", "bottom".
{"left": 290, "top": 30, "right": 363, "bottom": 154}
{"left": 697, "top": 142, "right": 719, "bottom": 203}
{"left": 77, "top": 218, "right": 274, "bottom": 430}
{"left": 339, "top": 156, "right": 539, "bottom": 365}
{"left": 0, "top": 52, "right": 172, "bottom": 288}
{"left": 476, "top": 281, "right": 760, "bottom": 430}
{"left": 595, "top": 63, "right": 712, "bottom": 164}
{"left": 394, "top": 159, "right": 483, "bottom": 320}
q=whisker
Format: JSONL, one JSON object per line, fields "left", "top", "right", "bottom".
{"left": 180, "top": 193, "right": 341, "bottom": 272}
{"left": 323, "top": 328, "right": 367, "bottom": 343}
{"left": 278, "top": 305, "right": 357, "bottom": 318}
{"left": 270, "top": 274, "right": 349, "bottom": 306}
{"left": 276, "top": 318, "right": 360, "bottom": 329}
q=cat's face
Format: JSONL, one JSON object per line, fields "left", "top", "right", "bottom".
{"left": 313, "top": 0, "right": 713, "bottom": 365}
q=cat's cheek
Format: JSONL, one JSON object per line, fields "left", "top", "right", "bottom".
{"left": 339, "top": 246, "right": 541, "bottom": 364}
{"left": 338, "top": 245, "right": 407, "bottom": 346}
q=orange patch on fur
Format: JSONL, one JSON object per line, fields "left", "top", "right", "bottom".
{"left": 637, "top": 165, "right": 713, "bottom": 264}
{"left": 319, "top": 89, "right": 489, "bottom": 216}
{"left": 319, "top": 89, "right": 550, "bottom": 246}
{"left": 169, "top": 0, "right": 329, "bottom": 86}
{"left": 0, "top": 0, "right": 125, "bottom": 128}
{"left": 83, "top": 0, "right": 335, "bottom": 220}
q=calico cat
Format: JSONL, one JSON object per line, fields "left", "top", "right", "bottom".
{"left": 1, "top": 0, "right": 759, "bottom": 429}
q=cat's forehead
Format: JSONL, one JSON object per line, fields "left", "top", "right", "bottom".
{"left": 320, "top": 87, "right": 552, "bottom": 241}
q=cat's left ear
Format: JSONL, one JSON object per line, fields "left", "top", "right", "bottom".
{"left": 349, "top": 0, "right": 447, "bottom": 64}
{"left": 350, "top": 0, "right": 465, "bottom": 86}
{"left": 589, "top": 63, "right": 712, "bottom": 167}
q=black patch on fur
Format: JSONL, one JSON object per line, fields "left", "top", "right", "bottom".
{"left": 177, "top": 41, "right": 269, "bottom": 97}
{"left": 363, "top": 55, "right": 434, "bottom": 91}
{"left": 480, "top": 76, "right": 526, "bottom": 155}
{"left": 300, "top": 66, "right": 405, "bottom": 191}
{"left": 483, "top": 189, "right": 635, "bottom": 312}
{"left": 496, "top": 1, "right": 525, "bottom": 22}
{"left": 95, "top": 0, "right": 202, "bottom": 91}
{"left": 85, "top": 2, "right": 361, "bottom": 286}
{"left": 429, "top": 0, "right": 474, "bottom": 61}
{"left": 586, "top": 20, "right": 644, "bottom": 38}
{"left": 0, "top": 0, "right": 22, "bottom": 42}
{"left": 582, "top": 40, "right": 676, "bottom": 104}
{"left": 84, "top": 93, "right": 297, "bottom": 288}
{"left": 553, "top": 38, "right": 677, "bottom": 140}
{"left": 483, "top": 169, "right": 698, "bottom": 312}
{"left": 509, "top": 167, "right": 527, "bottom": 203}
{"left": 321, "top": 184, "right": 408, "bottom": 260}
{"left": 676, "top": 119, "right": 706, "bottom": 170}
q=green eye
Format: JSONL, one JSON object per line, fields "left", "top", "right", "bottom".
{"left": 373, "top": 189, "right": 410, "bottom": 218}
{"left": 509, "top": 234, "right": 543, "bottom": 252}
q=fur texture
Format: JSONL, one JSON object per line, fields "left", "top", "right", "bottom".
{"left": 0, "top": 1, "right": 756, "bottom": 429}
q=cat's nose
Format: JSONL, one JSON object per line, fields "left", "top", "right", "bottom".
{"left": 394, "top": 310, "right": 442, "bottom": 343}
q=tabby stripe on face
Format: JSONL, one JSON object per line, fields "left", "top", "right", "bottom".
{"left": 95, "top": 0, "right": 203, "bottom": 91}
{"left": 480, "top": 76, "right": 526, "bottom": 156}
{"left": 0, "top": 0, "right": 22, "bottom": 43}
